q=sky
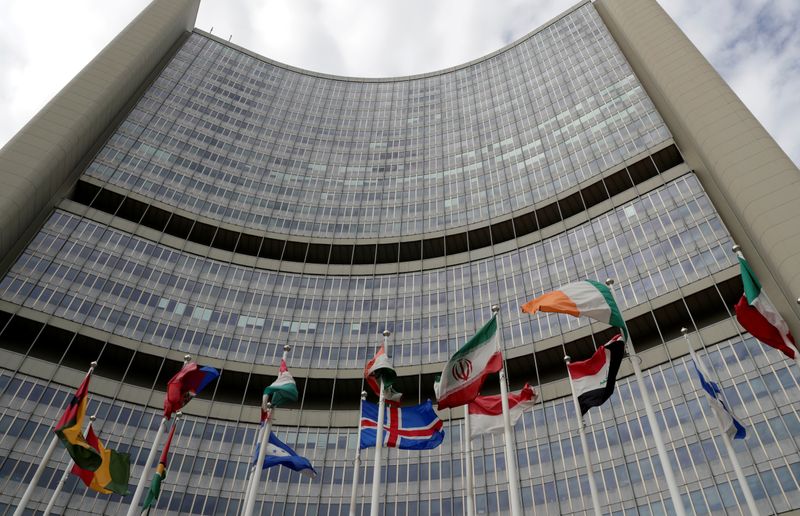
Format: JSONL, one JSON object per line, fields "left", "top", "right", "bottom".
{"left": 0, "top": 0, "right": 797, "bottom": 166}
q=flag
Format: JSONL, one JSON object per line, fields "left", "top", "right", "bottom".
{"left": 71, "top": 424, "right": 130, "bottom": 495}
{"left": 256, "top": 432, "right": 317, "bottom": 479}
{"left": 141, "top": 422, "right": 177, "bottom": 514}
{"left": 163, "top": 362, "right": 220, "bottom": 419}
{"left": 468, "top": 383, "right": 537, "bottom": 438}
{"left": 567, "top": 335, "right": 625, "bottom": 415}
{"left": 521, "top": 280, "right": 626, "bottom": 337}
{"left": 262, "top": 357, "right": 298, "bottom": 418}
{"left": 436, "top": 315, "right": 503, "bottom": 410}
{"left": 734, "top": 256, "right": 798, "bottom": 359}
{"left": 360, "top": 399, "right": 444, "bottom": 450}
{"left": 688, "top": 349, "right": 746, "bottom": 439}
{"left": 364, "top": 345, "right": 402, "bottom": 402}
{"left": 54, "top": 374, "right": 102, "bottom": 471}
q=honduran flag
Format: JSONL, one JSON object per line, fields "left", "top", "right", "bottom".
{"left": 567, "top": 335, "right": 625, "bottom": 415}
{"left": 468, "top": 383, "right": 537, "bottom": 438}
{"left": 734, "top": 254, "right": 798, "bottom": 360}
{"left": 255, "top": 432, "right": 317, "bottom": 479}
{"left": 360, "top": 399, "right": 444, "bottom": 450}
{"left": 522, "top": 280, "right": 627, "bottom": 338}
{"left": 163, "top": 362, "right": 220, "bottom": 419}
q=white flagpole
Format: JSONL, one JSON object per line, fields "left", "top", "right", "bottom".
{"left": 349, "top": 390, "right": 368, "bottom": 516}
{"left": 369, "top": 330, "right": 390, "bottom": 516}
{"left": 42, "top": 414, "right": 97, "bottom": 516}
{"left": 462, "top": 405, "right": 476, "bottom": 516}
{"left": 14, "top": 360, "right": 98, "bottom": 516}
{"left": 564, "top": 355, "right": 603, "bottom": 516}
{"left": 681, "top": 328, "right": 759, "bottom": 514}
{"left": 126, "top": 354, "right": 191, "bottom": 516}
{"left": 493, "top": 305, "right": 522, "bottom": 516}
{"left": 242, "top": 344, "right": 289, "bottom": 516}
{"left": 604, "top": 279, "right": 686, "bottom": 516}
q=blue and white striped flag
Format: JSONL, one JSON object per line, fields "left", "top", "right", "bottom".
{"left": 690, "top": 352, "right": 746, "bottom": 440}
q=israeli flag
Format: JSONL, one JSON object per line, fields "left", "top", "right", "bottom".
{"left": 253, "top": 431, "right": 317, "bottom": 478}
{"left": 692, "top": 360, "right": 746, "bottom": 440}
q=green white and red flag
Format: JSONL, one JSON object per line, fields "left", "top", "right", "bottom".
{"left": 734, "top": 255, "right": 798, "bottom": 359}
{"left": 364, "top": 345, "right": 402, "bottom": 402}
{"left": 436, "top": 315, "right": 503, "bottom": 410}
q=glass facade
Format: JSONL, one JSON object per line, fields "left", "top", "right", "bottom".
{"left": 1, "top": 2, "right": 798, "bottom": 515}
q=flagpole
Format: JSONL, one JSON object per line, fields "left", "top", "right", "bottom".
{"left": 492, "top": 305, "right": 523, "bottom": 516}
{"left": 462, "top": 404, "right": 476, "bottom": 516}
{"left": 681, "top": 328, "right": 759, "bottom": 515}
{"left": 349, "top": 390, "right": 368, "bottom": 516}
{"left": 605, "top": 280, "right": 687, "bottom": 516}
{"left": 242, "top": 344, "right": 289, "bottom": 516}
{"left": 369, "top": 330, "right": 390, "bottom": 516}
{"left": 42, "top": 414, "right": 97, "bottom": 516}
{"left": 14, "top": 360, "right": 97, "bottom": 516}
{"left": 564, "top": 355, "right": 603, "bottom": 516}
{"left": 126, "top": 354, "right": 191, "bottom": 516}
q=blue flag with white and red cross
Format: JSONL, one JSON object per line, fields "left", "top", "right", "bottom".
{"left": 359, "top": 399, "right": 444, "bottom": 450}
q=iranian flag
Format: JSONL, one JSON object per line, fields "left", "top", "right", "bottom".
{"left": 568, "top": 334, "right": 625, "bottom": 414}
{"left": 734, "top": 255, "right": 798, "bottom": 360}
{"left": 468, "top": 383, "right": 537, "bottom": 438}
{"left": 521, "top": 280, "right": 626, "bottom": 338}
{"left": 263, "top": 358, "right": 299, "bottom": 417}
{"left": 436, "top": 315, "right": 503, "bottom": 410}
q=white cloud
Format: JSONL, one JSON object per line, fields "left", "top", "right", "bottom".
{"left": 1, "top": 0, "right": 797, "bottom": 166}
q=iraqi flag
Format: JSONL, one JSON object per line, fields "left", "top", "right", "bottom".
{"left": 734, "top": 255, "right": 798, "bottom": 360}
{"left": 567, "top": 335, "right": 625, "bottom": 414}
{"left": 436, "top": 315, "right": 503, "bottom": 410}
{"left": 521, "top": 280, "right": 627, "bottom": 338}
{"left": 468, "top": 383, "right": 537, "bottom": 438}
{"left": 360, "top": 399, "right": 444, "bottom": 450}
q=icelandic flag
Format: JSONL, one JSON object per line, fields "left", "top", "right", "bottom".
{"left": 360, "top": 399, "right": 444, "bottom": 450}
{"left": 254, "top": 431, "right": 317, "bottom": 479}
{"left": 692, "top": 358, "right": 746, "bottom": 440}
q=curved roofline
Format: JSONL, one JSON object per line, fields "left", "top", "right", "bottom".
{"left": 192, "top": 0, "right": 591, "bottom": 83}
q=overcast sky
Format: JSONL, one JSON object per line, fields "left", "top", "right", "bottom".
{"left": 1, "top": 0, "right": 797, "bottom": 166}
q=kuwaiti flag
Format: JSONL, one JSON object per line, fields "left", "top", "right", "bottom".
{"left": 364, "top": 345, "right": 402, "bottom": 402}
{"left": 262, "top": 358, "right": 299, "bottom": 419}
{"left": 734, "top": 255, "right": 798, "bottom": 360}
{"left": 688, "top": 348, "right": 746, "bottom": 439}
{"left": 360, "top": 399, "right": 444, "bottom": 450}
{"left": 468, "top": 383, "right": 537, "bottom": 439}
{"left": 256, "top": 432, "right": 317, "bottom": 479}
{"left": 567, "top": 335, "right": 625, "bottom": 415}
{"left": 436, "top": 315, "right": 503, "bottom": 410}
{"left": 521, "top": 280, "right": 627, "bottom": 338}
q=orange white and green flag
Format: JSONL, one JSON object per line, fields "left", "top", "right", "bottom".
{"left": 521, "top": 280, "right": 626, "bottom": 337}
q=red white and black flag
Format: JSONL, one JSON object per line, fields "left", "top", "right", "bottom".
{"left": 568, "top": 335, "right": 625, "bottom": 414}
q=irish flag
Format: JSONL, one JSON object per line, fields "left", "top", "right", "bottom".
{"left": 436, "top": 315, "right": 503, "bottom": 410}
{"left": 263, "top": 358, "right": 299, "bottom": 417}
{"left": 734, "top": 255, "right": 798, "bottom": 360}
{"left": 468, "top": 383, "right": 537, "bottom": 438}
{"left": 568, "top": 334, "right": 625, "bottom": 414}
{"left": 521, "top": 280, "right": 626, "bottom": 337}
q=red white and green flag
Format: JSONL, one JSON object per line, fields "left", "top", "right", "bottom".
{"left": 262, "top": 358, "right": 299, "bottom": 419}
{"left": 436, "top": 315, "right": 503, "bottom": 410}
{"left": 521, "top": 280, "right": 627, "bottom": 338}
{"left": 364, "top": 345, "right": 402, "bottom": 402}
{"left": 468, "top": 383, "right": 537, "bottom": 438}
{"left": 734, "top": 255, "right": 798, "bottom": 360}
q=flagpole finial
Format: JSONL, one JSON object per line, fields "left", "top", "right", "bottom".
{"left": 266, "top": 402, "right": 273, "bottom": 410}
{"left": 283, "top": 344, "right": 291, "bottom": 352}
{"left": 796, "top": 297, "right": 800, "bottom": 305}
{"left": 680, "top": 327, "right": 688, "bottom": 335}
{"left": 732, "top": 244, "right": 741, "bottom": 253}
{"left": 89, "top": 414, "right": 96, "bottom": 422}
{"left": 491, "top": 304, "right": 500, "bottom": 313}
{"left": 361, "top": 391, "right": 368, "bottom": 400}
{"left": 383, "top": 329, "right": 390, "bottom": 337}
{"left": 184, "top": 354, "right": 191, "bottom": 363}
{"left": 563, "top": 355, "right": 571, "bottom": 363}
{"left": 176, "top": 411, "right": 183, "bottom": 419}
{"left": 90, "top": 361, "right": 98, "bottom": 368}
{"left": 605, "top": 278, "right": 615, "bottom": 286}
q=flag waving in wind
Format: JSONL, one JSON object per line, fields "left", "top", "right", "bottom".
{"left": 262, "top": 357, "right": 298, "bottom": 419}
{"left": 71, "top": 424, "right": 130, "bottom": 495}
{"left": 163, "top": 362, "right": 220, "bottom": 419}
{"left": 567, "top": 335, "right": 625, "bottom": 414}
{"left": 256, "top": 432, "right": 317, "bottom": 479}
{"left": 468, "top": 383, "right": 537, "bottom": 438}
{"left": 688, "top": 347, "right": 746, "bottom": 439}
{"left": 54, "top": 373, "right": 102, "bottom": 471}
{"left": 364, "top": 345, "right": 402, "bottom": 402}
{"left": 360, "top": 399, "right": 444, "bottom": 450}
{"left": 141, "top": 422, "right": 177, "bottom": 514}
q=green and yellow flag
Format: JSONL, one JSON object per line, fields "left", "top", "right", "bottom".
{"left": 54, "top": 374, "right": 102, "bottom": 471}
{"left": 71, "top": 424, "right": 130, "bottom": 495}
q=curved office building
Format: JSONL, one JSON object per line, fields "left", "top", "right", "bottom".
{"left": 2, "top": 0, "right": 800, "bottom": 514}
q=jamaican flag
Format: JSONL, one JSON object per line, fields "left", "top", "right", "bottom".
{"left": 141, "top": 422, "right": 177, "bottom": 514}
{"left": 54, "top": 374, "right": 101, "bottom": 471}
{"left": 71, "top": 424, "right": 130, "bottom": 495}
